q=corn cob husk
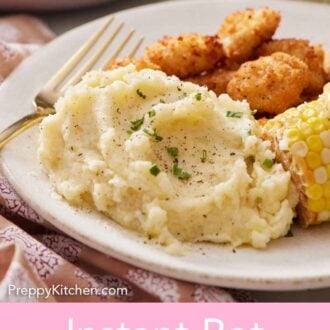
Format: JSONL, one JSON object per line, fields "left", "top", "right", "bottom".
{"left": 264, "top": 83, "right": 330, "bottom": 226}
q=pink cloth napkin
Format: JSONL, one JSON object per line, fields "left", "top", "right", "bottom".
{"left": 0, "top": 15, "right": 254, "bottom": 302}
{"left": 0, "top": 15, "right": 54, "bottom": 82}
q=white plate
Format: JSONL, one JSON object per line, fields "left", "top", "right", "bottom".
{"left": 1, "top": 0, "right": 330, "bottom": 291}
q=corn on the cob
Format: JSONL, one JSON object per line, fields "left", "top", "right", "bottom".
{"left": 264, "top": 83, "right": 330, "bottom": 226}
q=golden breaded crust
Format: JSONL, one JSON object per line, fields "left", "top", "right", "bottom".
{"left": 218, "top": 7, "right": 280, "bottom": 63}
{"left": 141, "top": 33, "right": 224, "bottom": 78}
{"left": 105, "top": 57, "right": 157, "bottom": 71}
{"left": 105, "top": 57, "right": 136, "bottom": 70}
{"left": 186, "top": 68, "right": 236, "bottom": 95}
{"left": 227, "top": 52, "right": 310, "bottom": 114}
{"left": 258, "top": 38, "right": 327, "bottom": 95}
{"left": 325, "top": 51, "right": 330, "bottom": 78}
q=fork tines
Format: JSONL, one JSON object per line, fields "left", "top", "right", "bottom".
{"left": 41, "top": 15, "right": 144, "bottom": 103}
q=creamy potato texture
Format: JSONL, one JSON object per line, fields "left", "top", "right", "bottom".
{"left": 39, "top": 65, "right": 296, "bottom": 251}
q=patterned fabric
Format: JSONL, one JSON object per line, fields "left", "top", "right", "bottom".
{"left": 0, "top": 15, "right": 255, "bottom": 303}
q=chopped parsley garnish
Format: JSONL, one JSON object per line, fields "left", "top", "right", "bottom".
{"left": 195, "top": 93, "right": 202, "bottom": 101}
{"left": 159, "top": 99, "right": 165, "bottom": 103}
{"left": 143, "top": 128, "right": 163, "bottom": 141}
{"left": 177, "top": 86, "right": 182, "bottom": 92}
{"left": 167, "top": 147, "right": 179, "bottom": 157}
{"left": 136, "top": 89, "right": 146, "bottom": 99}
{"left": 285, "top": 229, "right": 294, "bottom": 237}
{"left": 226, "top": 111, "right": 243, "bottom": 118}
{"left": 173, "top": 162, "right": 191, "bottom": 180}
{"left": 130, "top": 116, "right": 144, "bottom": 131}
{"left": 127, "top": 129, "right": 133, "bottom": 135}
{"left": 201, "top": 149, "right": 207, "bottom": 163}
{"left": 148, "top": 109, "right": 156, "bottom": 118}
{"left": 263, "top": 159, "right": 273, "bottom": 168}
{"left": 150, "top": 165, "right": 161, "bottom": 176}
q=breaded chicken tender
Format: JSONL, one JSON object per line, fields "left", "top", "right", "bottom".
{"left": 106, "top": 57, "right": 136, "bottom": 70}
{"left": 227, "top": 52, "right": 310, "bottom": 114}
{"left": 187, "top": 68, "right": 236, "bottom": 95}
{"left": 325, "top": 51, "right": 330, "bottom": 78}
{"left": 141, "top": 33, "right": 224, "bottom": 78}
{"left": 218, "top": 7, "right": 281, "bottom": 63}
{"left": 105, "top": 57, "right": 155, "bottom": 71}
{"left": 258, "top": 38, "right": 327, "bottom": 95}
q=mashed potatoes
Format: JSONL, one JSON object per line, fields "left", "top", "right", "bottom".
{"left": 38, "top": 65, "right": 296, "bottom": 250}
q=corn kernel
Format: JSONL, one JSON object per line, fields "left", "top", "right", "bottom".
{"left": 306, "top": 184, "right": 323, "bottom": 200}
{"left": 302, "top": 107, "right": 316, "bottom": 120}
{"left": 286, "top": 117, "right": 302, "bottom": 127}
{"left": 286, "top": 129, "right": 301, "bottom": 145}
{"left": 326, "top": 198, "right": 330, "bottom": 210}
{"left": 323, "top": 182, "right": 330, "bottom": 198}
{"left": 286, "top": 112, "right": 302, "bottom": 125}
{"left": 307, "top": 198, "right": 326, "bottom": 212}
{"left": 306, "top": 135, "right": 323, "bottom": 152}
{"left": 327, "top": 164, "right": 330, "bottom": 177}
{"left": 314, "top": 167, "right": 328, "bottom": 184}
{"left": 321, "top": 148, "right": 330, "bottom": 164}
{"left": 307, "top": 117, "right": 324, "bottom": 133}
{"left": 299, "top": 122, "right": 313, "bottom": 137}
{"left": 309, "top": 100, "right": 325, "bottom": 113}
{"left": 291, "top": 141, "right": 308, "bottom": 157}
{"left": 320, "top": 130, "right": 330, "bottom": 147}
{"left": 306, "top": 152, "right": 322, "bottom": 169}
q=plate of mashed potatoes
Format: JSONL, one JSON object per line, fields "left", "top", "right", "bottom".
{"left": 1, "top": 0, "right": 330, "bottom": 290}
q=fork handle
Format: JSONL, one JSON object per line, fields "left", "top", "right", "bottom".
{"left": 0, "top": 113, "right": 46, "bottom": 150}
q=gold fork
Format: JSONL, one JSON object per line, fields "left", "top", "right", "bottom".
{"left": 0, "top": 15, "right": 144, "bottom": 150}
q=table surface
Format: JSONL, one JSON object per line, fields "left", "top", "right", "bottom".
{"left": 3, "top": 0, "right": 330, "bottom": 302}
